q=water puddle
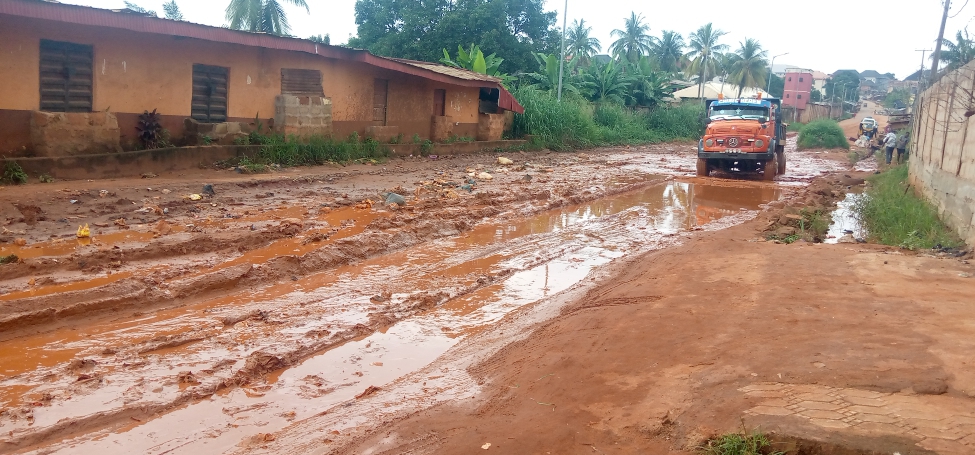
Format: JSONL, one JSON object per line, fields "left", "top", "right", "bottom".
{"left": 10, "top": 180, "right": 783, "bottom": 454}
{"left": 0, "top": 230, "right": 157, "bottom": 260}
{"left": 825, "top": 193, "right": 867, "bottom": 244}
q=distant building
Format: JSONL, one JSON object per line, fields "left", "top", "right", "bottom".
{"left": 671, "top": 81, "right": 767, "bottom": 101}
{"left": 858, "top": 70, "right": 894, "bottom": 92}
{"left": 783, "top": 68, "right": 813, "bottom": 110}
{"left": 811, "top": 71, "right": 829, "bottom": 94}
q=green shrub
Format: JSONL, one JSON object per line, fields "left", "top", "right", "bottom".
{"left": 797, "top": 119, "right": 848, "bottom": 150}
{"left": 853, "top": 165, "right": 961, "bottom": 249}
{"left": 700, "top": 431, "right": 783, "bottom": 455}
{"left": 2, "top": 161, "right": 28, "bottom": 185}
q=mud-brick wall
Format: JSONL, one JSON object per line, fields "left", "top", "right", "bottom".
{"left": 30, "top": 111, "right": 122, "bottom": 157}
{"left": 909, "top": 61, "right": 975, "bottom": 246}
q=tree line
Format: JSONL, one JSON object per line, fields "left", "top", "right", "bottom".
{"left": 125, "top": 0, "right": 792, "bottom": 106}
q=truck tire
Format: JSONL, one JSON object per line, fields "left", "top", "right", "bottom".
{"left": 776, "top": 151, "right": 786, "bottom": 175}
{"left": 696, "top": 158, "right": 710, "bottom": 177}
{"left": 763, "top": 159, "right": 777, "bottom": 181}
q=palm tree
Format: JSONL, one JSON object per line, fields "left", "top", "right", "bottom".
{"left": 567, "top": 19, "right": 602, "bottom": 67}
{"left": 610, "top": 12, "right": 654, "bottom": 63}
{"left": 728, "top": 39, "right": 769, "bottom": 97}
{"left": 939, "top": 29, "right": 975, "bottom": 71}
{"left": 225, "top": 0, "right": 309, "bottom": 36}
{"left": 651, "top": 30, "right": 685, "bottom": 73}
{"left": 686, "top": 23, "right": 729, "bottom": 98}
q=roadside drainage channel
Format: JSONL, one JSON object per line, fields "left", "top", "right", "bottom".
{"left": 13, "top": 180, "right": 783, "bottom": 454}
{"left": 824, "top": 193, "right": 867, "bottom": 244}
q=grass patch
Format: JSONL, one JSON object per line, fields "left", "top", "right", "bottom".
{"left": 244, "top": 133, "right": 390, "bottom": 167}
{"left": 511, "top": 87, "right": 703, "bottom": 151}
{"left": 797, "top": 119, "right": 848, "bottom": 150}
{"left": 853, "top": 165, "right": 961, "bottom": 250}
{"left": 2, "top": 161, "right": 28, "bottom": 185}
{"left": 700, "top": 430, "right": 784, "bottom": 455}
{"left": 0, "top": 254, "right": 19, "bottom": 265}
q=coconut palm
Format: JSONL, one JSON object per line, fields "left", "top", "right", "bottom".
{"left": 567, "top": 19, "right": 602, "bottom": 67}
{"left": 686, "top": 23, "right": 729, "bottom": 98}
{"left": 728, "top": 38, "right": 769, "bottom": 97}
{"left": 610, "top": 12, "right": 654, "bottom": 63}
{"left": 651, "top": 30, "right": 685, "bottom": 73}
{"left": 225, "top": 0, "right": 309, "bottom": 36}
{"left": 940, "top": 29, "right": 975, "bottom": 71}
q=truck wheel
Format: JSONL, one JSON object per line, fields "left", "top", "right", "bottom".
{"left": 763, "top": 159, "right": 777, "bottom": 181}
{"left": 776, "top": 151, "right": 786, "bottom": 175}
{"left": 696, "top": 158, "right": 710, "bottom": 177}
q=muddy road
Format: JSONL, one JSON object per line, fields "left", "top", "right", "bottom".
{"left": 0, "top": 140, "right": 905, "bottom": 454}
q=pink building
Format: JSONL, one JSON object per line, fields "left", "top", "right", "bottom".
{"left": 783, "top": 68, "right": 813, "bottom": 110}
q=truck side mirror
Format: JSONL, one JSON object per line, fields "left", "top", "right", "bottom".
{"left": 705, "top": 118, "right": 712, "bottom": 125}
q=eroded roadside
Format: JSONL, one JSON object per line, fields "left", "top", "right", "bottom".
{"left": 0, "top": 142, "right": 854, "bottom": 454}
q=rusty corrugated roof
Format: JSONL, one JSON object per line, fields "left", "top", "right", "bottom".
{"left": 0, "top": 0, "right": 524, "bottom": 113}
{"left": 386, "top": 58, "right": 503, "bottom": 83}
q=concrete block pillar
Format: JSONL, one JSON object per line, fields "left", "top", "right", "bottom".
{"left": 274, "top": 95, "right": 333, "bottom": 138}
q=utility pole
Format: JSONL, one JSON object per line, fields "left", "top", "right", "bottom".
{"left": 915, "top": 48, "right": 932, "bottom": 91}
{"left": 930, "top": 0, "right": 951, "bottom": 79}
{"left": 556, "top": 0, "right": 568, "bottom": 102}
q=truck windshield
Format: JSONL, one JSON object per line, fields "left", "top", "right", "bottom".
{"left": 709, "top": 105, "right": 769, "bottom": 121}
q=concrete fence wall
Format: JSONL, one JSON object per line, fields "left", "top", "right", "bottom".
{"left": 909, "top": 60, "right": 975, "bottom": 246}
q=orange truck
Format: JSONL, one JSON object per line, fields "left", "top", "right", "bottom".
{"left": 696, "top": 97, "right": 787, "bottom": 181}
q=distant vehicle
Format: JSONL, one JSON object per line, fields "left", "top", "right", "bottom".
{"left": 697, "top": 96, "right": 786, "bottom": 181}
{"left": 859, "top": 117, "right": 879, "bottom": 139}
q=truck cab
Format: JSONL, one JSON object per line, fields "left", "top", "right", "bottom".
{"left": 697, "top": 97, "right": 786, "bottom": 181}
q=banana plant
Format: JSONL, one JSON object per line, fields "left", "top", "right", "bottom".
{"left": 526, "top": 52, "right": 580, "bottom": 94}
{"left": 440, "top": 44, "right": 514, "bottom": 86}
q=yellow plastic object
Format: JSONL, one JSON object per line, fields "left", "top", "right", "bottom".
{"left": 76, "top": 224, "right": 90, "bottom": 238}
{"left": 189, "top": 194, "right": 202, "bottom": 201}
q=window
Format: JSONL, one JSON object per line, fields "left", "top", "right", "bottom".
{"left": 39, "top": 39, "right": 93, "bottom": 112}
{"left": 281, "top": 68, "right": 323, "bottom": 96}
{"left": 373, "top": 79, "right": 388, "bottom": 124}
{"left": 797, "top": 94, "right": 803, "bottom": 99}
{"left": 191, "top": 64, "right": 228, "bottom": 123}
{"left": 788, "top": 77, "right": 792, "bottom": 81}
{"left": 799, "top": 77, "right": 804, "bottom": 82}
{"left": 433, "top": 89, "right": 446, "bottom": 116}
{"left": 786, "top": 94, "right": 791, "bottom": 98}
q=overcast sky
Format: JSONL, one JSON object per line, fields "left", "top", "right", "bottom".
{"left": 62, "top": 0, "right": 971, "bottom": 79}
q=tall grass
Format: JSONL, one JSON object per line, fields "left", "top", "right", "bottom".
{"left": 249, "top": 132, "right": 390, "bottom": 166}
{"left": 853, "top": 165, "right": 961, "bottom": 250}
{"left": 512, "top": 87, "right": 703, "bottom": 150}
{"left": 797, "top": 119, "right": 848, "bottom": 150}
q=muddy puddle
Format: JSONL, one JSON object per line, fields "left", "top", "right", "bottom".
{"left": 8, "top": 180, "right": 782, "bottom": 454}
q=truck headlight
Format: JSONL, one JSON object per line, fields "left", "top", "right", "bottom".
{"left": 755, "top": 139, "right": 765, "bottom": 148}
{"left": 705, "top": 139, "right": 714, "bottom": 147}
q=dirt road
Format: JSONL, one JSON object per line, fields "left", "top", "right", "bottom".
{"left": 1, "top": 138, "right": 972, "bottom": 454}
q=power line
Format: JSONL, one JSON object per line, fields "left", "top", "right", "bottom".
{"left": 950, "top": 0, "right": 970, "bottom": 18}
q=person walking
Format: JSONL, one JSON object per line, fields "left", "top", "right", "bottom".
{"left": 883, "top": 131, "right": 898, "bottom": 165}
{"left": 895, "top": 132, "right": 910, "bottom": 164}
